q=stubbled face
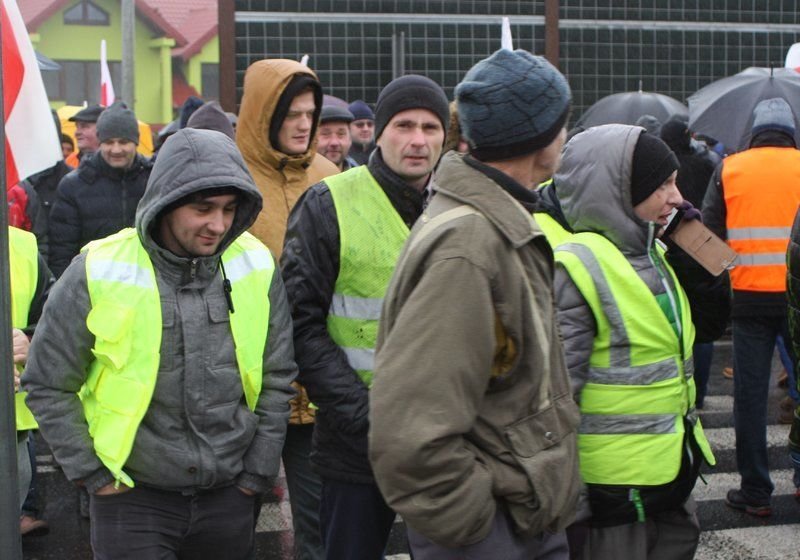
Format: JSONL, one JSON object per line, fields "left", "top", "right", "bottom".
{"left": 376, "top": 109, "right": 444, "bottom": 191}
{"left": 99, "top": 138, "right": 137, "bottom": 169}
{"left": 350, "top": 118, "right": 375, "bottom": 144}
{"left": 317, "top": 121, "right": 352, "bottom": 168}
{"left": 532, "top": 127, "right": 567, "bottom": 187}
{"left": 159, "top": 194, "right": 239, "bottom": 258}
{"left": 277, "top": 90, "right": 316, "bottom": 155}
{"left": 75, "top": 121, "right": 99, "bottom": 152}
{"left": 633, "top": 170, "right": 683, "bottom": 227}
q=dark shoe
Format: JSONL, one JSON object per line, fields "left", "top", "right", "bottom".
{"left": 781, "top": 395, "right": 796, "bottom": 412}
{"left": 780, "top": 408, "right": 795, "bottom": 424}
{"left": 725, "top": 489, "right": 772, "bottom": 517}
{"left": 19, "top": 514, "right": 49, "bottom": 537}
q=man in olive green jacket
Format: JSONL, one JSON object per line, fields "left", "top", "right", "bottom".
{"left": 369, "top": 49, "right": 580, "bottom": 559}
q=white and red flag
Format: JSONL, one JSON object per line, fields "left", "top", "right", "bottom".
{"left": 100, "top": 39, "right": 115, "bottom": 106}
{"left": 1, "top": 0, "right": 61, "bottom": 189}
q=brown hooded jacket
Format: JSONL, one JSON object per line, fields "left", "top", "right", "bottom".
{"left": 237, "top": 59, "right": 338, "bottom": 424}
{"left": 237, "top": 59, "right": 338, "bottom": 261}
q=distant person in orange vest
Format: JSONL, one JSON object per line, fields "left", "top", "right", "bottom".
{"left": 65, "top": 105, "right": 104, "bottom": 168}
{"left": 702, "top": 97, "right": 800, "bottom": 517}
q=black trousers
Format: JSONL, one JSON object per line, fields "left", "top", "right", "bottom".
{"left": 89, "top": 484, "right": 255, "bottom": 560}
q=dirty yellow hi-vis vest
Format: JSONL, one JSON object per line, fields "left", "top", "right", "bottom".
{"left": 326, "top": 166, "right": 409, "bottom": 387}
{"left": 81, "top": 228, "right": 274, "bottom": 487}
{"left": 555, "top": 232, "right": 715, "bottom": 486}
{"left": 9, "top": 226, "right": 39, "bottom": 431}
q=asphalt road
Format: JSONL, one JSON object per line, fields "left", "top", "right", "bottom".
{"left": 19, "top": 337, "right": 800, "bottom": 560}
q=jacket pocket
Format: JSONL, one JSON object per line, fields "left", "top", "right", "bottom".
{"left": 86, "top": 302, "right": 134, "bottom": 372}
{"left": 504, "top": 392, "right": 582, "bottom": 535}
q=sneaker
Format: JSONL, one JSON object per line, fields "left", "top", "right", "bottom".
{"left": 725, "top": 489, "right": 771, "bottom": 517}
{"left": 723, "top": 367, "right": 734, "bottom": 379}
{"left": 19, "top": 514, "right": 49, "bottom": 537}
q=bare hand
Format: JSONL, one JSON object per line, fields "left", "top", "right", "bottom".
{"left": 94, "top": 483, "right": 131, "bottom": 496}
{"left": 12, "top": 329, "right": 29, "bottom": 366}
{"left": 237, "top": 485, "right": 256, "bottom": 496}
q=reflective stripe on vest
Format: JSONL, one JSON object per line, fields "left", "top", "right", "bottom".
{"left": 534, "top": 212, "right": 572, "bottom": 247}
{"left": 81, "top": 228, "right": 273, "bottom": 487}
{"left": 723, "top": 147, "right": 800, "bottom": 292}
{"left": 555, "top": 232, "right": 714, "bottom": 486}
{"left": 9, "top": 227, "right": 39, "bottom": 431}
{"left": 326, "top": 166, "right": 409, "bottom": 386}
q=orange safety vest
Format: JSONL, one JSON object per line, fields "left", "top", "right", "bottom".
{"left": 723, "top": 146, "right": 800, "bottom": 292}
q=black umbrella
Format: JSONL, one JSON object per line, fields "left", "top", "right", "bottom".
{"left": 688, "top": 67, "right": 800, "bottom": 153}
{"left": 35, "top": 51, "right": 60, "bottom": 72}
{"left": 576, "top": 90, "right": 688, "bottom": 128}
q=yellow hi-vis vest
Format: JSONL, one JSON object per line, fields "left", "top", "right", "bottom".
{"left": 81, "top": 228, "right": 274, "bottom": 487}
{"left": 555, "top": 232, "right": 715, "bottom": 486}
{"left": 9, "top": 226, "right": 39, "bottom": 431}
{"left": 534, "top": 212, "right": 572, "bottom": 247}
{"left": 326, "top": 166, "right": 409, "bottom": 387}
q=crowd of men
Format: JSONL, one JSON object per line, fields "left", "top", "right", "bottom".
{"left": 6, "top": 46, "right": 800, "bottom": 560}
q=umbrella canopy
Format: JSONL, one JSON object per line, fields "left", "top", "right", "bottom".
{"left": 35, "top": 51, "right": 60, "bottom": 72}
{"left": 688, "top": 67, "right": 800, "bottom": 153}
{"left": 576, "top": 91, "right": 688, "bottom": 128}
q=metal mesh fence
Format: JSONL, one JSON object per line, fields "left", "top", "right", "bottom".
{"left": 233, "top": 1, "right": 800, "bottom": 121}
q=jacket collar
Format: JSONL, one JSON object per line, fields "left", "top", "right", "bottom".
{"left": 433, "top": 151, "right": 542, "bottom": 248}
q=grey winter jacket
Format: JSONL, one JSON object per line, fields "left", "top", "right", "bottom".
{"left": 553, "top": 124, "right": 688, "bottom": 396}
{"left": 23, "top": 128, "right": 297, "bottom": 495}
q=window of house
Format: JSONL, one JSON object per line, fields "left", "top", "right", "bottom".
{"left": 43, "top": 60, "right": 121, "bottom": 106}
{"left": 63, "top": 0, "right": 110, "bottom": 26}
{"left": 201, "top": 63, "right": 219, "bottom": 100}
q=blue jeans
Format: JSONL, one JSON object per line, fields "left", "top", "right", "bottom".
{"left": 319, "top": 478, "right": 396, "bottom": 560}
{"left": 693, "top": 343, "right": 713, "bottom": 409}
{"left": 732, "top": 315, "right": 794, "bottom": 502}
{"left": 282, "top": 424, "right": 324, "bottom": 560}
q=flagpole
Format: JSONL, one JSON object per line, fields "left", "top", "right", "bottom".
{"left": 0, "top": 5, "right": 24, "bottom": 558}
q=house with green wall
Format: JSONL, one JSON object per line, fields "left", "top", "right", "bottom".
{"left": 21, "top": 0, "right": 219, "bottom": 125}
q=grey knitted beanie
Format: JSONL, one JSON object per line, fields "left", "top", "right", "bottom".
{"left": 96, "top": 101, "right": 139, "bottom": 144}
{"left": 456, "top": 49, "right": 571, "bottom": 161}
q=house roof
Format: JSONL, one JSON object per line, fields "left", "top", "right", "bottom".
{"left": 146, "top": 0, "right": 218, "bottom": 62}
{"left": 20, "top": 0, "right": 189, "bottom": 48}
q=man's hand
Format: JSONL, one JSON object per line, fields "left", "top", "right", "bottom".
{"left": 94, "top": 483, "right": 132, "bottom": 496}
{"left": 237, "top": 486, "right": 256, "bottom": 496}
{"left": 12, "top": 328, "right": 30, "bottom": 366}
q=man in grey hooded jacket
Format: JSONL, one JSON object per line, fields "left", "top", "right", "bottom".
{"left": 23, "top": 128, "right": 297, "bottom": 559}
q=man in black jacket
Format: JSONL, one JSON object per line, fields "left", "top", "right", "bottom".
{"left": 281, "top": 74, "right": 449, "bottom": 560}
{"left": 49, "top": 102, "right": 151, "bottom": 277}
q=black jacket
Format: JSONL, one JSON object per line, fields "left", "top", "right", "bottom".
{"left": 281, "top": 149, "right": 426, "bottom": 484}
{"left": 788, "top": 208, "right": 800, "bottom": 452}
{"left": 48, "top": 152, "right": 152, "bottom": 277}
{"left": 26, "top": 160, "right": 73, "bottom": 221}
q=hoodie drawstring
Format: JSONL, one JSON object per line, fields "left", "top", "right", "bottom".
{"left": 219, "top": 259, "right": 235, "bottom": 313}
